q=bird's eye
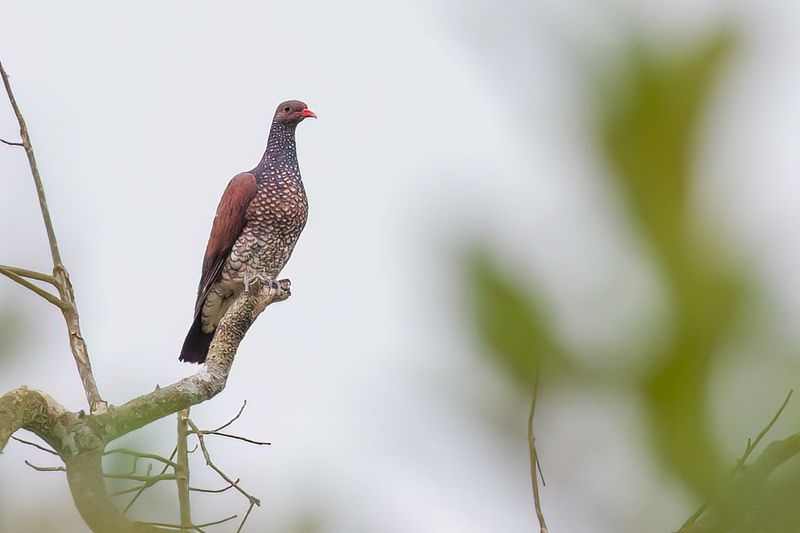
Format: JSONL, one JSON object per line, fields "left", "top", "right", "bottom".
{"left": 284, "top": 106, "right": 291, "bottom": 112}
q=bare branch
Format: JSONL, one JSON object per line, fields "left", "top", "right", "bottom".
{"left": 0, "top": 59, "right": 62, "bottom": 267}
{"left": 104, "top": 472, "right": 177, "bottom": 483}
{"left": 110, "top": 474, "right": 177, "bottom": 496}
{"left": 136, "top": 514, "right": 237, "bottom": 531}
{"left": 2, "top": 277, "right": 288, "bottom": 530}
{"left": 57, "top": 273, "right": 107, "bottom": 415}
{"left": 209, "top": 400, "right": 247, "bottom": 433}
{"left": 24, "top": 459, "right": 65, "bottom": 472}
{"left": 124, "top": 446, "right": 178, "bottom": 513}
{"left": 12, "top": 435, "right": 59, "bottom": 455}
{"left": 0, "top": 58, "right": 106, "bottom": 414}
{"left": 679, "top": 389, "right": 794, "bottom": 531}
{"left": 236, "top": 501, "right": 257, "bottom": 533}
{"left": 91, "top": 280, "right": 290, "bottom": 443}
{"left": 104, "top": 448, "right": 180, "bottom": 469}
{"left": 176, "top": 408, "right": 193, "bottom": 530}
{"left": 528, "top": 370, "right": 547, "bottom": 533}
{"left": 190, "top": 479, "right": 239, "bottom": 494}
{"left": 0, "top": 137, "right": 24, "bottom": 146}
{"left": 188, "top": 400, "right": 270, "bottom": 445}
{"left": 0, "top": 264, "right": 57, "bottom": 285}
{"left": 185, "top": 418, "right": 260, "bottom": 508}
{"left": 0, "top": 266, "right": 67, "bottom": 309}
{"left": 190, "top": 431, "right": 271, "bottom": 447}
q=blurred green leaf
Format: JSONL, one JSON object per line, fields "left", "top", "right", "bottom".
{"left": 596, "top": 28, "right": 747, "bottom": 496}
{"left": 466, "top": 248, "right": 564, "bottom": 386}
{"left": 645, "top": 252, "right": 747, "bottom": 496}
{"left": 597, "top": 29, "right": 734, "bottom": 256}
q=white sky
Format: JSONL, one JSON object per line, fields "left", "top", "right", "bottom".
{"left": 2, "top": 1, "right": 800, "bottom": 532}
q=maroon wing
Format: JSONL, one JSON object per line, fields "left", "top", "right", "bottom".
{"left": 180, "top": 172, "right": 257, "bottom": 364}
{"left": 194, "top": 172, "right": 258, "bottom": 316}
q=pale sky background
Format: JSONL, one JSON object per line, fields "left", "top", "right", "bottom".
{"left": 2, "top": 1, "right": 800, "bottom": 532}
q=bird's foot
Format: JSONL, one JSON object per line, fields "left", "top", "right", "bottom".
{"left": 243, "top": 272, "right": 280, "bottom": 293}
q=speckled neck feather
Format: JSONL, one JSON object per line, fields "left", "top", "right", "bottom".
{"left": 257, "top": 120, "right": 299, "bottom": 172}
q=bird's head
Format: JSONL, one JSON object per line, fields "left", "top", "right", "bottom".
{"left": 274, "top": 100, "right": 317, "bottom": 125}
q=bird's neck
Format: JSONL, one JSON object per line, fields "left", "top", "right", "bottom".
{"left": 259, "top": 121, "right": 298, "bottom": 169}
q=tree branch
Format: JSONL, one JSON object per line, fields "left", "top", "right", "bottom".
{"left": 90, "top": 280, "right": 289, "bottom": 443}
{"left": 0, "top": 264, "right": 57, "bottom": 285}
{"left": 191, "top": 431, "right": 270, "bottom": 446}
{"left": 207, "top": 400, "right": 246, "bottom": 433}
{"left": 0, "top": 59, "right": 62, "bottom": 266}
{"left": 104, "top": 448, "right": 180, "bottom": 469}
{"left": 0, "top": 58, "right": 106, "bottom": 415}
{"left": 1, "top": 280, "right": 288, "bottom": 532}
{"left": 65, "top": 451, "right": 168, "bottom": 532}
{"left": 0, "top": 266, "right": 67, "bottom": 309}
{"left": 11, "top": 435, "right": 59, "bottom": 455}
{"left": 528, "top": 370, "right": 547, "bottom": 533}
{"left": 190, "top": 479, "right": 238, "bottom": 493}
{"left": 25, "top": 459, "right": 65, "bottom": 472}
{"left": 176, "top": 409, "right": 192, "bottom": 530}
{"left": 185, "top": 418, "right": 260, "bottom": 507}
{"left": 124, "top": 446, "right": 178, "bottom": 513}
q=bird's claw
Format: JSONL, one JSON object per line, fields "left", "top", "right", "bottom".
{"left": 243, "top": 272, "right": 280, "bottom": 294}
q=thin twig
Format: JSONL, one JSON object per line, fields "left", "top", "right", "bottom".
{"left": 12, "top": 436, "right": 58, "bottom": 455}
{"left": 528, "top": 369, "right": 547, "bottom": 533}
{"left": 191, "top": 431, "right": 271, "bottom": 446}
{"left": 0, "top": 266, "right": 66, "bottom": 309}
{"left": 194, "top": 515, "right": 238, "bottom": 528}
{"left": 0, "top": 59, "right": 62, "bottom": 266}
{"left": 186, "top": 419, "right": 261, "bottom": 507}
{"left": 678, "top": 389, "right": 794, "bottom": 530}
{"left": 0, "top": 265, "right": 57, "bottom": 285}
{"left": 190, "top": 479, "right": 239, "bottom": 493}
{"left": 104, "top": 472, "right": 177, "bottom": 483}
{"left": 0, "top": 137, "right": 23, "bottom": 146}
{"left": 104, "top": 448, "right": 180, "bottom": 469}
{"left": 24, "top": 460, "right": 65, "bottom": 472}
{"left": 0, "top": 58, "right": 106, "bottom": 414}
{"left": 209, "top": 400, "right": 247, "bottom": 433}
{"left": 236, "top": 502, "right": 256, "bottom": 533}
{"left": 135, "top": 515, "right": 237, "bottom": 531}
{"left": 124, "top": 446, "right": 178, "bottom": 513}
{"left": 110, "top": 474, "right": 177, "bottom": 496}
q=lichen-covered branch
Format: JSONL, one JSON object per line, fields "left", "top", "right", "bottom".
{"left": 0, "top": 386, "right": 70, "bottom": 454}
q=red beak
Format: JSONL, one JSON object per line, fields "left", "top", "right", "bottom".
{"left": 300, "top": 108, "right": 317, "bottom": 119}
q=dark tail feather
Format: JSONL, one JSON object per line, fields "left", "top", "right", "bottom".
{"left": 180, "top": 313, "right": 213, "bottom": 364}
